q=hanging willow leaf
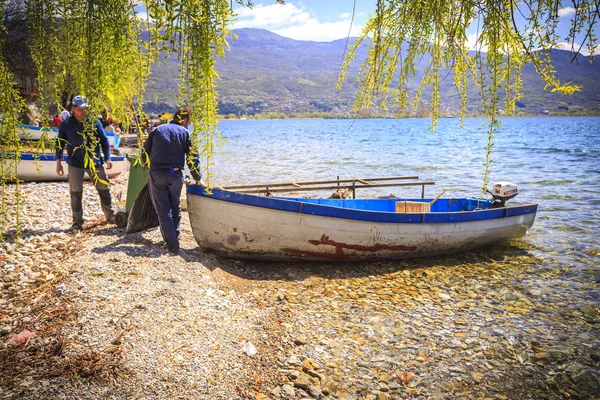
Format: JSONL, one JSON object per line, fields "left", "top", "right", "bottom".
{"left": 340, "top": 0, "right": 598, "bottom": 193}
{"left": 0, "top": 0, "right": 26, "bottom": 239}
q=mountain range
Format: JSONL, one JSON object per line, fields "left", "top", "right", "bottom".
{"left": 145, "top": 28, "right": 600, "bottom": 117}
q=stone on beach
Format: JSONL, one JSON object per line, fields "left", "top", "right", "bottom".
{"left": 7, "top": 329, "right": 36, "bottom": 346}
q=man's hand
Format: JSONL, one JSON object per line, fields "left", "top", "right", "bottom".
{"left": 105, "top": 160, "right": 113, "bottom": 170}
{"left": 56, "top": 160, "right": 64, "bottom": 176}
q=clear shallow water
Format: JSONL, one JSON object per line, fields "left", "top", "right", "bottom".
{"left": 211, "top": 117, "right": 599, "bottom": 260}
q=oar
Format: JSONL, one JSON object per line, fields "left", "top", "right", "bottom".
{"left": 428, "top": 190, "right": 446, "bottom": 205}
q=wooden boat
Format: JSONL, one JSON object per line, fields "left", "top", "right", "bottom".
{"left": 186, "top": 177, "right": 538, "bottom": 261}
{"left": 1, "top": 153, "right": 125, "bottom": 182}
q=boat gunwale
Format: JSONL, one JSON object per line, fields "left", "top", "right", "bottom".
{"left": 8, "top": 153, "right": 125, "bottom": 162}
{"left": 0, "top": 121, "right": 59, "bottom": 132}
{"left": 19, "top": 124, "right": 59, "bottom": 132}
{"left": 187, "top": 185, "right": 538, "bottom": 225}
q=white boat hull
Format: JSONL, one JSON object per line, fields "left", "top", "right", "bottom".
{"left": 12, "top": 124, "right": 120, "bottom": 149}
{"left": 2, "top": 155, "right": 125, "bottom": 182}
{"left": 187, "top": 188, "right": 537, "bottom": 261}
{"left": 18, "top": 125, "right": 58, "bottom": 141}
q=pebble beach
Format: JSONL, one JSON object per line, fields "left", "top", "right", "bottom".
{"left": 1, "top": 157, "right": 599, "bottom": 399}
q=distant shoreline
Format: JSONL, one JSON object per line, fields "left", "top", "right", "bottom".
{"left": 215, "top": 114, "right": 600, "bottom": 121}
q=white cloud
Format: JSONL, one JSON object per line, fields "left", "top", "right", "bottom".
{"left": 340, "top": 12, "right": 352, "bottom": 19}
{"left": 234, "top": 3, "right": 309, "bottom": 28}
{"left": 467, "top": 32, "right": 488, "bottom": 52}
{"left": 465, "top": 34, "right": 591, "bottom": 56}
{"left": 555, "top": 41, "right": 591, "bottom": 55}
{"left": 134, "top": 3, "right": 151, "bottom": 21}
{"left": 274, "top": 20, "right": 363, "bottom": 42}
{"left": 558, "top": 7, "right": 576, "bottom": 17}
{"left": 136, "top": 10, "right": 149, "bottom": 20}
{"left": 232, "top": 3, "right": 363, "bottom": 42}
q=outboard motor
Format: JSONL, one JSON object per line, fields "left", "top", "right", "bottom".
{"left": 487, "top": 182, "right": 519, "bottom": 208}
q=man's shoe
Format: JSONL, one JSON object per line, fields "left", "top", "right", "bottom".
{"left": 167, "top": 245, "right": 180, "bottom": 255}
{"left": 68, "top": 223, "right": 83, "bottom": 233}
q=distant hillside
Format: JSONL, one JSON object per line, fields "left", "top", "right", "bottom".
{"left": 145, "top": 28, "right": 600, "bottom": 116}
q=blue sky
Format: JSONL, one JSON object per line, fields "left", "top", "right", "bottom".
{"left": 231, "top": 1, "right": 595, "bottom": 54}
{"left": 231, "top": 0, "right": 374, "bottom": 41}
{"left": 134, "top": 1, "right": 596, "bottom": 53}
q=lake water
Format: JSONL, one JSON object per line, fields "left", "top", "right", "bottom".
{"left": 210, "top": 116, "right": 599, "bottom": 298}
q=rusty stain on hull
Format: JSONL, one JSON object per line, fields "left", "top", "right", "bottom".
{"left": 226, "top": 234, "right": 240, "bottom": 246}
{"left": 280, "top": 247, "right": 424, "bottom": 261}
{"left": 308, "top": 234, "right": 417, "bottom": 252}
{"left": 242, "top": 232, "right": 255, "bottom": 243}
{"left": 281, "top": 247, "right": 355, "bottom": 260}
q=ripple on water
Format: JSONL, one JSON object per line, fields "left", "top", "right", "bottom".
{"left": 528, "top": 179, "right": 577, "bottom": 185}
{"left": 540, "top": 194, "right": 583, "bottom": 201}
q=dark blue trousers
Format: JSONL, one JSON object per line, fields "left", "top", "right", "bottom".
{"left": 148, "top": 169, "right": 183, "bottom": 248}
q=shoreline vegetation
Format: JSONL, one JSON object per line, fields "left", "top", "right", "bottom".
{"left": 214, "top": 111, "right": 600, "bottom": 120}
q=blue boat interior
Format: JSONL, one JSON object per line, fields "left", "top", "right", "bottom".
{"left": 279, "top": 197, "right": 493, "bottom": 212}
{"left": 105, "top": 131, "right": 121, "bottom": 149}
{"left": 186, "top": 186, "right": 537, "bottom": 223}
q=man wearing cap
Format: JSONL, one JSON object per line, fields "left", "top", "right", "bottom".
{"left": 143, "top": 107, "right": 202, "bottom": 254}
{"left": 55, "top": 95, "right": 116, "bottom": 232}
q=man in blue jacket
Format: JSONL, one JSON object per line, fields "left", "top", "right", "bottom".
{"left": 143, "top": 107, "right": 202, "bottom": 254}
{"left": 55, "top": 95, "right": 115, "bottom": 232}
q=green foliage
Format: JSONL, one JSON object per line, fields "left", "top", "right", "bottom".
{"left": 0, "top": 0, "right": 25, "bottom": 239}
{"left": 0, "top": 0, "right": 251, "bottom": 235}
{"left": 140, "top": 0, "right": 246, "bottom": 184}
{"left": 340, "top": 0, "right": 598, "bottom": 192}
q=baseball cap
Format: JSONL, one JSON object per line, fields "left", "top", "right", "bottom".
{"left": 72, "top": 95, "right": 89, "bottom": 108}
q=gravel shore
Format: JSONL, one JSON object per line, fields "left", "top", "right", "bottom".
{"left": 1, "top": 162, "right": 599, "bottom": 399}
{"left": 1, "top": 169, "right": 285, "bottom": 399}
